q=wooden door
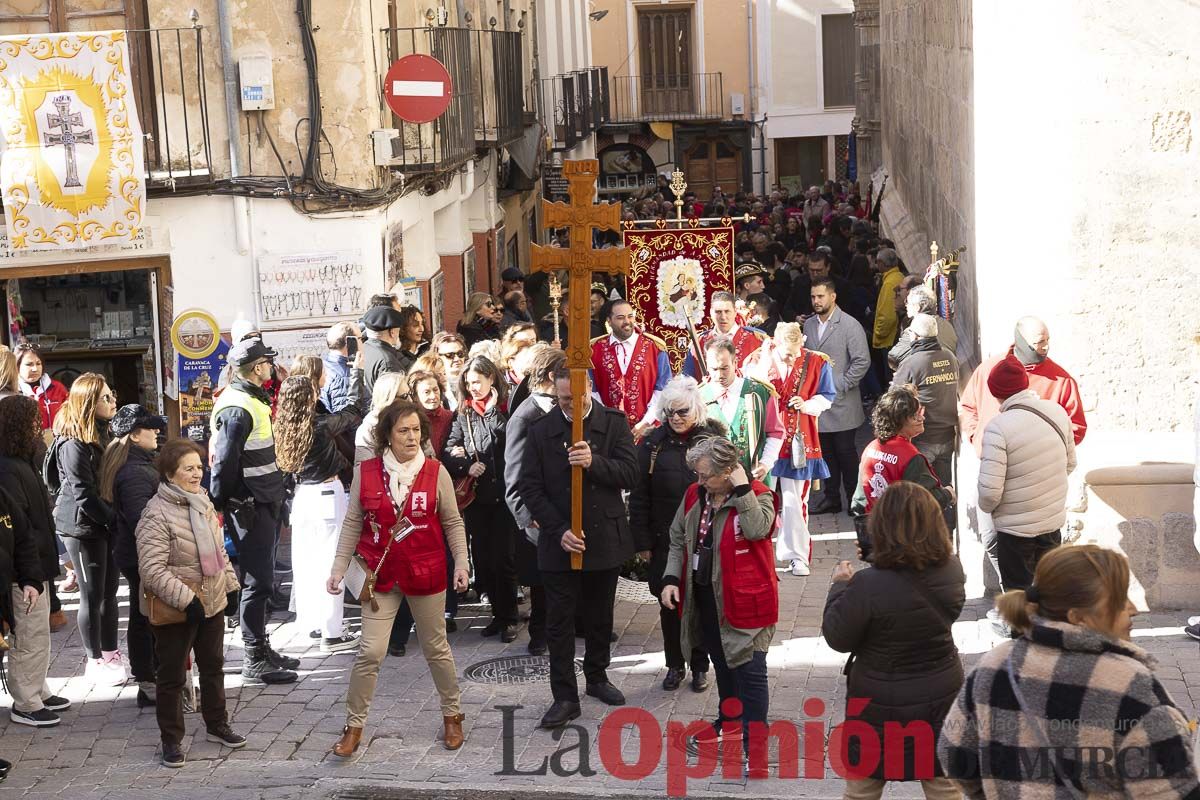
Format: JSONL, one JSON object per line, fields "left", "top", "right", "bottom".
{"left": 684, "top": 137, "right": 741, "bottom": 201}
{"left": 638, "top": 8, "right": 693, "bottom": 116}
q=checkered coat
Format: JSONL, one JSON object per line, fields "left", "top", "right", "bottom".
{"left": 938, "top": 618, "right": 1200, "bottom": 799}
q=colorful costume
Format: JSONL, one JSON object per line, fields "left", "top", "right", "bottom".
{"left": 590, "top": 331, "right": 672, "bottom": 428}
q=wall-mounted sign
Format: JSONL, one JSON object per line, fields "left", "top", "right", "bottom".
{"left": 170, "top": 308, "right": 226, "bottom": 441}
{"left": 257, "top": 249, "right": 366, "bottom": 325}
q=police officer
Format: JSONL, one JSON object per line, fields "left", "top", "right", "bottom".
{"left": 211, "top": 338, "right": 297, "bottom": 684}
{"left": 889, "top": 313, "right": 960, "bottom": 486}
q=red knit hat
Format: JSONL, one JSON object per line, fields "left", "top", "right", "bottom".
{"left": 987, "top": 355, "right": 1029, "bottom": 400}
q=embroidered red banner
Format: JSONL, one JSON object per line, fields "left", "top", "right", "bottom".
{"left": 623, "top": 226, "right": 735, "bottom": 373}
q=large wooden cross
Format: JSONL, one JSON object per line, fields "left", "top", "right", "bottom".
{"left": 530, "top": 160, "right": 628, "bottom": 570}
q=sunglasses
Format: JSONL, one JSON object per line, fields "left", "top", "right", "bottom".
{"left": 665, "top": 408, "right": 691, "bottom": 418}
{"left": 438, "top": 350, "right": 466, "bottom": 361}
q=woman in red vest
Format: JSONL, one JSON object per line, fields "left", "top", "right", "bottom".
{"left": 326, "top": 400, "right": 470, "bottom": 758}
{"left": 660, "top": 436, "right": 778, "bottom": 769}
{"left": 850, "top": 385, "right": 955, "bottom": 561}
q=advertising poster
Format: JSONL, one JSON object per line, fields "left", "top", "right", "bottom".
{"left": 171, "top": 308, "right": 226, "bottom": 441}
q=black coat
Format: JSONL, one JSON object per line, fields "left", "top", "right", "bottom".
{"left": 518, "top": 404, "right": 639, "bottom": 573}
{"left": 503, "top": 392, "right": 554, "bottom": 530}
{"left": 0, "top": 456, "right": 53, "bottom": 586}
{"left": 111, "top": 446, "right": 160, "bottom": 572}
{"left": 822, "top": 557, "right": 966, "bottom": 780}
{"left": 45, "top": 435, "right": 113, "bottom": 539}
{"left": 444, "top": 401, "right": 508, "bottom": 506}
{"left": 361, "top": 338, "right": 412, "bottom": 395}
{"left": 0, "top": 484, "right": 41, "bottom": 627}
{"left": 295, "top": 371, "right": 367, "bottom": 485}
{"left": 457, "top": 318, "right": 501, "bottom": 349}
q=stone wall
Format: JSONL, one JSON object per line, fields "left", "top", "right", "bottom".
{"left": 875, "top": 0, "right": 976, "bottom": 367}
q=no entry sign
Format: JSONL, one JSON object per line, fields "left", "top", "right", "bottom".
{"left": 383, "top": 54, "right": 453, "bottom": 124}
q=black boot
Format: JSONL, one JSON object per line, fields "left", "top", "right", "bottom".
{"left": 264, "top": 643, "right": 300, "bottom": 670}
{"left": 241, "top": 644, "right": 297, "bottom": 684}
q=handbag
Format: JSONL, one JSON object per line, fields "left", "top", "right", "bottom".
{"left": 453, "top": 410, "right": 481, "bottom": 510}
{"left": 144, "top": 578, "right": 203, "bottom": 626}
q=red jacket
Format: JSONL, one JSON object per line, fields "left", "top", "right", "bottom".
{"left": 355, "top": 456, "right": 446, "bottom": 596}
{"left": 22, "top": 377, "right": 68, "bottom": 431}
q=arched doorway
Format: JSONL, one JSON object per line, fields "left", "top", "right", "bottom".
{"left": 683, "top": 137, "right": 741, "bottom": 201}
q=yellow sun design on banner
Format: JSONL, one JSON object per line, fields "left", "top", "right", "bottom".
{"left": 18, "top": 66, "right": 114, "bottom": 215}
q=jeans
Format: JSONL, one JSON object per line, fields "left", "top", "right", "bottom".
{"left": 465, "top": 502, "right": 518, "bottom": 626}
{"left": 225, "top": 501, "right": 281, "bottom": 645}
{"left": 63, "top": 537, "right": 119, "bottom": 658}
{"left": 153, "top": 613, "right": 228, "bottom": 746}
{"left": 119, "top": 566, "right": 157, "bottom": 684}
{"left": 695, "top": 583, "right": 768, "bottom": 744}
{"left": 818, "top": 429, "right": 860, "bottom": 508}
{"left": 993, "top": 529, "right": 1062, "bottom": 592}
{"left": 542, "top": 567, "right": 618, "bottom": 703}
{"left": 913, "top": 436, "right": 955, "bottom": 488}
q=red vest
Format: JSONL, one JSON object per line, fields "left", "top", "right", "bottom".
{"left": 858, "top": 437, "right": 935, "bottom": 515}
{"left": 591, "top": 335, "right": 661, "bottom": 426}
{"left": 699, "top": 327, "right": 763, "bottom": 368}
{"left": 774, "top": 350, "right": 826, "bottom": 463}
{"left": 356, "top": 457, "right": 447, "bottom": 596}
{"left": 682, "top": 481, "right": 779, "bottom": 630}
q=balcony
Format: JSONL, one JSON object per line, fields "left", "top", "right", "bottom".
{"left": 379, "top": 26, "right": 476, "bottom": 172}
{"left": 608, "top": 72, "right": 724, "bottom": 123}
{"left": 469, "top": 27, "right": 527, "bottom": 147}
{"left": 127, "top": 26, "right": 215, "bottom": 190}
{"left": 539, "top": 66, "right": 609, "bottom": 151}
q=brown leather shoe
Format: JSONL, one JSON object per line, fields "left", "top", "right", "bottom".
{"left": 441, "top": 713, "right": 465, "bottom": 750}
{"left": 332, "top": 725, "right": 362, "bottom": 757}
{"left": 48, "top": 611, "right": 68, "bottom": 632}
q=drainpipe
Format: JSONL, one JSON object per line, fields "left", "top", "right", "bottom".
{"left": 746, "top": 0, "right": 762, "bottom": 193}
{"left": 216, "top": 0, "right": 251, "bottom": 259}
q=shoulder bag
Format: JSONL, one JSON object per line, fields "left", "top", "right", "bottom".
{"left": 453, "top": 411, "right": 480, "bottom": 510}
{"left": 145, "top": 577, "right": 203, "bottom": 626}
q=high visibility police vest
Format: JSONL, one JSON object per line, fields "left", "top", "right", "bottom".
{"left": 211, "top": 384, "right": 283, "bottom": 501}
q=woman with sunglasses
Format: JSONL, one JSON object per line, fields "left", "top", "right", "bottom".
{"left": 45, "top": 374, "right": 123, "bottom": 683}
{"left": 457, "top": 293, "right": 503, "bottom": 349}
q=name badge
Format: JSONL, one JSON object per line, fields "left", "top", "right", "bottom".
{"left": 390, "top": 516, "right": 416, "bottom": 543}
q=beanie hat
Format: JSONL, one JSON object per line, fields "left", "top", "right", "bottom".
{"left": 987, "top": 355, "right": 1029, "bottom": 401}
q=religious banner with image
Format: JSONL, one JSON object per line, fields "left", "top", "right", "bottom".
{"left": 0, "top": 30, "right": 146, "bottom": 251}
{"left": 623, "top": 226, "right": 735, "bottom": 372}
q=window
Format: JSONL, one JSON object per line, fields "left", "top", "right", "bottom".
{"left": 638, "top": 8, "right": 693, "bottom": 115}
{"left": 0, "top": 0, "right": 142, "bottom": 34}
{"left": 821, "top": 13, "right": 855, "bottom": 109}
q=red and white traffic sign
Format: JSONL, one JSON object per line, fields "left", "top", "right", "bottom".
{"left": 383, "top": 54, "right": 453, "bottom": 124}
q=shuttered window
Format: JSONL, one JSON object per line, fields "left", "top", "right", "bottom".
{"left": 821, "top": 13, "right": 855, "bottom": 109}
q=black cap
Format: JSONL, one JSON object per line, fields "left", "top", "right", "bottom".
{"left": 110, "top": 404, "right": 166, "bottom": 438}
{"left": 228, "top": 338, "right": 278, "bottom": 367}
{"left": 361, "top": 306, "right": 406, "bottom": 332}
{"left": 501, "top": 267, "right": 524, "bottom": 282}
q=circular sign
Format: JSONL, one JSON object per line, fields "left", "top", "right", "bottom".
{"left": 383, "top": 54, "right": 453, "bottom": 124}
{"left": 170, "top": 309, "right": 220, "bottom": 360}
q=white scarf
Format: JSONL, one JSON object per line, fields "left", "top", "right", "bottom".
{"left": 381, "top": 447, "right": 426, "bottom": 510}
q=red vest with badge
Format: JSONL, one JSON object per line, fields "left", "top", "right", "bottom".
{"left": 591, "top": 335, "right": 661, "bottom": 426}
{"left": 356, "top": 456, "right": 447, "bottom": 596}
{"left": 681, "top": 481, "right": 779, "bottom": 629}
{"left": 858, "top": 436, "right": 934, "bottom": 515}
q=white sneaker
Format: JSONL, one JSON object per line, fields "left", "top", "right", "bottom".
{"left": 1188, "top": 615, "right": 1200, "bottom": 627}
{"left": 790, "top": 559, "right": 810, "bottom": 577}
{"left": 87, "top": 654, "right": 128, "bottom": 686}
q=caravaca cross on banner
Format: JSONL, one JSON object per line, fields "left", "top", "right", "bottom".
{"left": 530, "top": 160, "right": 628, "bottom": 571}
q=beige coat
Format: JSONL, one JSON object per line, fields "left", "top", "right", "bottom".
{"left": 135, "top": 485, "right": 240, "bottom": 618}
{"left": 978, "top": 389, "right": 1077, "bottom": 537}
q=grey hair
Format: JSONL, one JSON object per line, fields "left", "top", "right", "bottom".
{"left": 907, "top": 285, "right": 937, "bottom": 315}
{"left": 703, "top": 334, "right": 737, "bottom": 358}
{"left": 326, "top": 321, "right": 354, "bottom": 350}
{"left": 910, "top": 313, "right": 938, "bottom": 339}
{"left": 710, "top": 291, "right": 736, "bottom": 306}
{"left": 877, "top": 248, "right": 899, "bottom": 269}
{"left": 657, "top": 375, "right": 706, "bottom": 423}
{"left": 685, "top": 435, "right": 740, "bottom": 476}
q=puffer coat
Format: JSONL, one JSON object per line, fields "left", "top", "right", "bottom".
{"left": 822, "top": 556, "right": 966, "bottom": 781}
{"left": 135, "top": 484, "right": 240, "bottom": 619}
{"left": 978, "top": 389, "right": 1077, "bottom": 537}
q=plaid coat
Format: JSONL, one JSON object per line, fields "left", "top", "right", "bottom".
{"left": 938, "top": 618, "right": 1200, "bottom": 799}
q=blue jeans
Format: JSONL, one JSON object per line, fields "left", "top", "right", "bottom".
{"left": 694, "top": 583, "right": 769, "bottom": 743}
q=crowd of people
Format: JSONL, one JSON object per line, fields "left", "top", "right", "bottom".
{"left": 0, "top": 181, "right": 1196, "bottom": 798}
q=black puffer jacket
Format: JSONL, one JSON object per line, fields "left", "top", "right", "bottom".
{"left": 0, "top": 485, "right": 42, "bottom": 627}
{"left": 45, "top": 433, "right": 113, "bottom": 539}
{"left": 0, "top": 454, "right": 57, "bottom": 584}
{"left": 822, "top": 557, "right": 966, "bottom": 780}
{"left": 112, "top": 446, "right": 160, "bottom": 572}
{"left": 294, "top": 369, "right": 368, "bottom": 486}
{"left": 443, "top": 398, "right": 507, "bottom": 505}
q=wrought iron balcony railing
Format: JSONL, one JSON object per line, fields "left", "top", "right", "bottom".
{"left": 539, "top": 66, "right": 609, "bottom": 151}
{"left": 608, "top": 72, "right": 724, "bottom": 123}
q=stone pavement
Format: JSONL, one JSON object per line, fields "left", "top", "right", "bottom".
{"left": 2, "top": 513, "right": 1199, "bottom": 800}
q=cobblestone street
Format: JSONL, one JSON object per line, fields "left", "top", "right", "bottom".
{"left": 2, "top": 513, "right": 1197, "bottom": 799}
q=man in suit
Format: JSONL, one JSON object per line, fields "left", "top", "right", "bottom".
{"left": 518, "top": 368, "right": 639, "bottom": 729}
{"left": 503, "top": 345, "right": 567, "bottom": 657}
{"left": 803, "top": 278, "right": 871, "bottom": 515}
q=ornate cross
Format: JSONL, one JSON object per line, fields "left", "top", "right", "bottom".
{"left": 530, "top": 159, "right": 628, "bottom": 570}
{"left": 44, "top": 95, "right": 94, "bottom": 188}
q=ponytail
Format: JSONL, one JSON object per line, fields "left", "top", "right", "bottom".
{"left": 996, "top": 588, "right": 1037, "bottom": 635}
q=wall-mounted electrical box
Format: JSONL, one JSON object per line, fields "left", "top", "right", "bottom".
{"left": 730, "top": 93, "right": 745, "bottom": 116}
{"left": 239, "top": 55, "right": 275, "bottom": 110}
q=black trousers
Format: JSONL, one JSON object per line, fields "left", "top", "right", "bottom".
{"left": 465, "top": 502, "right": 518, "bottom": 626}
{"left": 225, "top": 501, "right": 281, "bottom": 645}
{"left": 542, "top": 567, "right": 618, "bottom": 703}
{"left": 119, "top": 566, "right": 157, "bottom": 684}
{"left": 649, "top": 548, "right": 708, "bottom": 672}
{"left": 818, "top": 429, "right": 859, "bottom": 508}
{"left": 695, "top": 584, "right": 768, "bottom": 742}
{"left": 63, "top": 537, "right": 119, "bottom": 658}
{"left": 992, "top": 529, "right": 1061, "bottom": 593}
{"left": 153, "top": 613, "right": 228, "bottom": 746}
